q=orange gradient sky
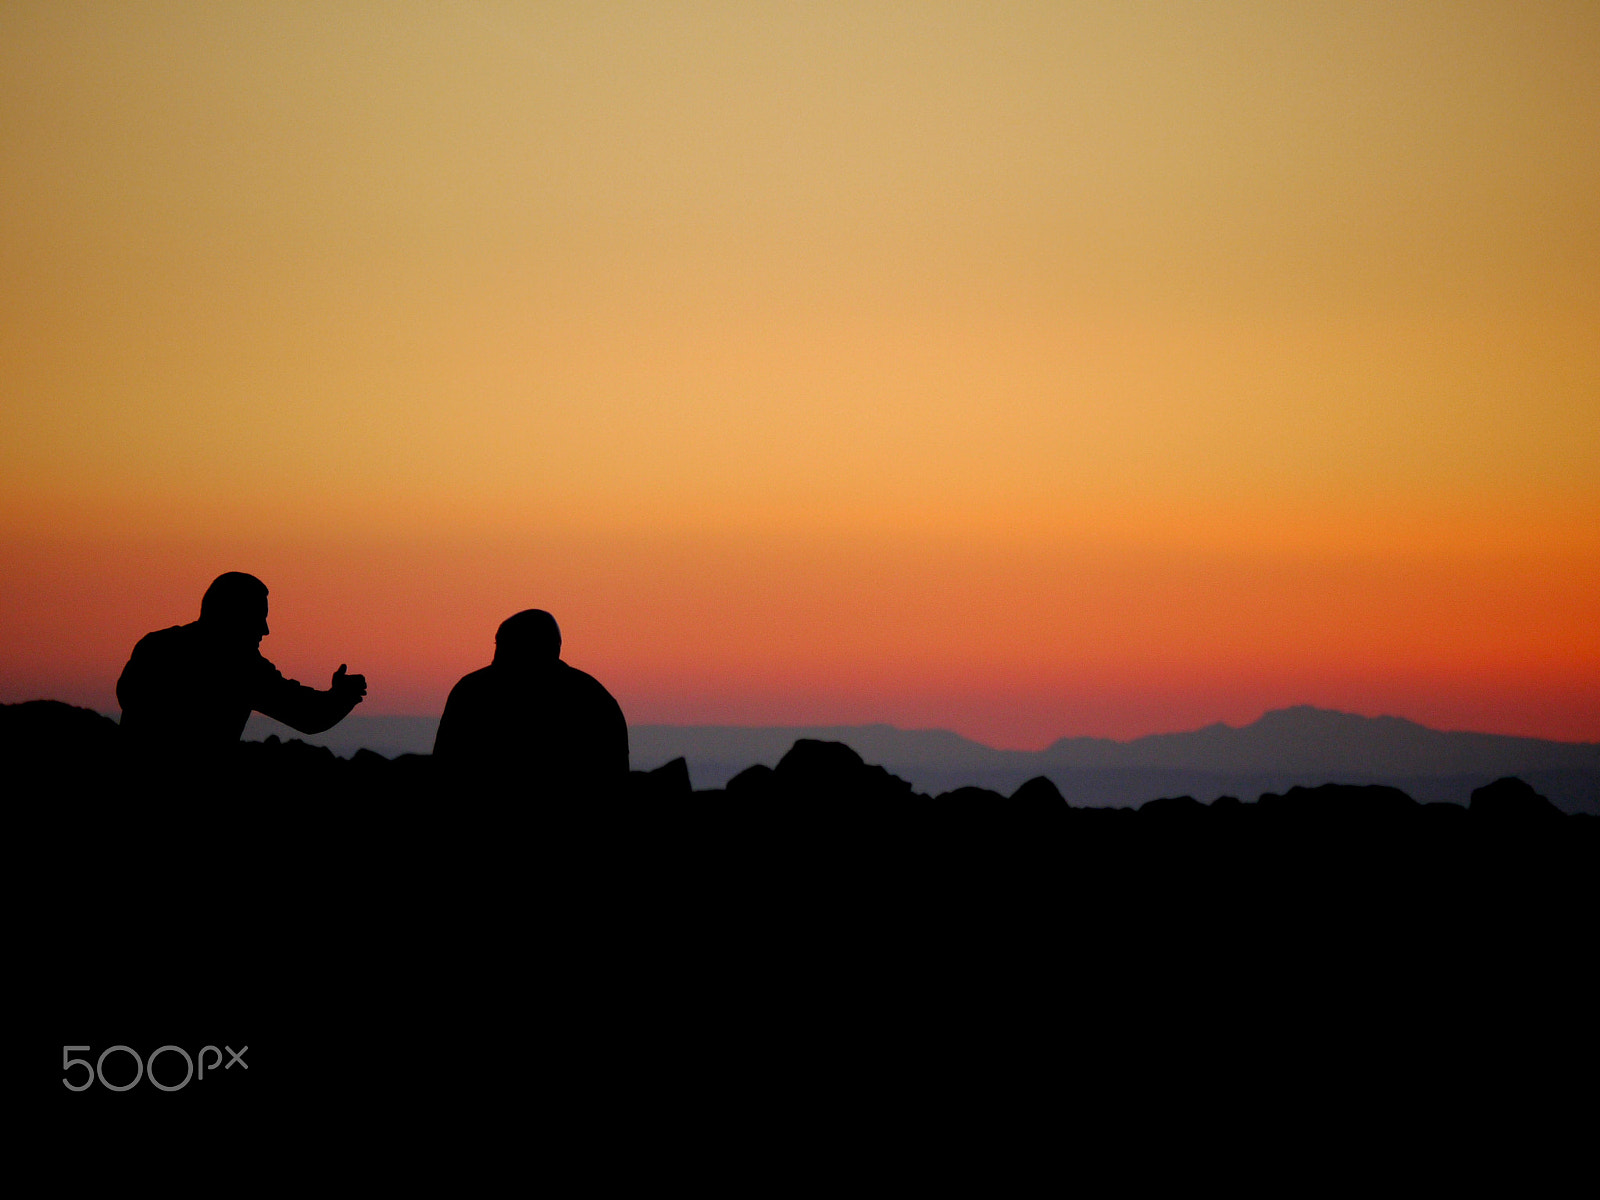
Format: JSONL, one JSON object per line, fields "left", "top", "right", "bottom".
{"left": 3, "top": 2, "right": 1597, "bottom": 745}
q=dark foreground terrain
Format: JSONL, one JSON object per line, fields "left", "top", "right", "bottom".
{"left": 12, "top": 700, "right": 1595, "bottom": 1166}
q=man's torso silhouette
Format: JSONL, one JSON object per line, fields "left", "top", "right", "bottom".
{"left": 119, "top": 624, "right": 336, "bottom": 749}
{"left": 116, "top": 572, "right": 365, "bottom": 761}
{"left": 433, "top": 610, "right": 628, "bottom": 796}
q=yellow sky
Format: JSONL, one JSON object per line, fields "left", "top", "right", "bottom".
{"left": 2, "top": 3, "right": 1597, "bottom": 741}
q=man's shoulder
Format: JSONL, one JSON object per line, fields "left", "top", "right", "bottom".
{"left": 144, "top": 622, "right": 197, "bottom": 641}
{"left": 132, "top": 623, "right": 198, "bottom": 654}
{"left": 556, "top": 662, "right": 622, "bottom": 706}
{"left": 556, "top": 661, "right": 603, "bottom": 686}
{"left": 444, "top": 665, "right": 499, "bottom": 701}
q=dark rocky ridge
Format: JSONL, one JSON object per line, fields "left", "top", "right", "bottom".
{"left": 633, "top": 705, "right": 1600, "bottom": 811}
{"left": 17, "top": 699, "right": 1596, "bottom": 812}
{"left": 240, "top": 704, "right": 1600, "bottom": 811}
{"left": 15, "top": 699, "right": 1595, "bottom": 1148}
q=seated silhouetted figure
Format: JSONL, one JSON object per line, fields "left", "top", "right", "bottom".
{"left": 433, "top": 609, "right": 628, "bottom": 797}
{"left": 117, "top": 571, "right": 367, "bottom": 763}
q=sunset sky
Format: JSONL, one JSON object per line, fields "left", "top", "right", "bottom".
{"left": 3, "top": 2, "right": 1597, "bottom": 746}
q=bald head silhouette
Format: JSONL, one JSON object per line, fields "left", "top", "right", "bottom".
{"left": 494, "top": 609, "right": 562, "bottom": 670}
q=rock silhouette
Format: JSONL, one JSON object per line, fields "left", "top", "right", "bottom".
{"left": 16, "top": 701, "right": 1593, "bottom": 1151}
{"left": 626, "top": 707, "right": 1600, "bottom": 811}
{"left": 1470, "top": 774, "right": 1564, "bottom": 823}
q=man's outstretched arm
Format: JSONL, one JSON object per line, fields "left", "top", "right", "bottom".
{"left": 254, "top": 662, "right": 367, "bottom": 735}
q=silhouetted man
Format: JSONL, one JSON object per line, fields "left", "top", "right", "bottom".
{"left": 434, "top": 609, "right": 628, "bottom": 795}
{"left": 117, "top": 571, "right": 368, "bottom": 759}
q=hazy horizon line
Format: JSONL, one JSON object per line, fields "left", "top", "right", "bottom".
{"left": 214, "top": 701, "right": 1600, "bottom": 751}
{"left": 13, "top": 696, "right": 1591, "bottom": 752}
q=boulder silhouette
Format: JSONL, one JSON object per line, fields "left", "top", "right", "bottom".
{"left": 776, "top": 738, "right": 866, "bottom": 785}
{"left": 1010, "top": 775, "right": 1067, "bottom": 807}
{"left": 726, "top": 763, "right": 777, "bottom": 796}
{"left": 1256, "top": 782, "right": 1417, "bottom": 822}
{"left": 0, "top": 699, "right": 119, "bottom": 763}
{"left": 632, "top": 756, "right": 693, "bottom": 799}
{"left": 1139, "top": 794, "right": 1206, "bottom": 822}
{"left": 1, "top": 700, "right": 122, "bottom": 798}
{"left": 932, "top": 785, "right": 1006, "bottom": 804}
{"left": 773, "top": 738, "right": 916, "bottom": 801}
{"left": 1469, "top": 776, "right": 1561, "bottom": 823}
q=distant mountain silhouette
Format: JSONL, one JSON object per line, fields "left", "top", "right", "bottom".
{"left": 1040, "top": 704, "right": 1600, "bottom": 773}
{"left": 632, "top": 706, "right": 1600, "bottom": 813}
{"left": 243, "top": 712, "right": 442, "bottom": 759}
{"left": 238, "top": 705, "right": 1600, "bottom": 812}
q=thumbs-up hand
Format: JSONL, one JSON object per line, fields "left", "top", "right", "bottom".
{"left": 332, "top": 663, "right": 367, "bottom": 702}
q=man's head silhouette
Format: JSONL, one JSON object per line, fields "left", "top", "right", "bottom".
{"left": 199, "top": 572, "right": 270, "bottom": 648}
{"left": 493, "top": 609, "right": 562, "bottom": 670}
